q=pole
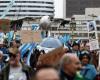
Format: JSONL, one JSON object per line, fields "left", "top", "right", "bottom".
{"left": 98, "top": 51, "right": 100, "bottom": 68}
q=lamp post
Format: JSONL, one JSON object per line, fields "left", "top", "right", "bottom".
{"left": 70, "top": 17, "right": 76, "bottom": 42}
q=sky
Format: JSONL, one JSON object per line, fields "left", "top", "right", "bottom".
{"left": 54, "top": 0, "right": 64, "bottom": 18}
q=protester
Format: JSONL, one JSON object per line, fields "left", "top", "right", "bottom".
{"left": 0, "top": 39, "right": 8, "bottom": 54}
{"left": 71, "top": 42, "right": 81, "bottom": 57}
{"left": 0, "top": 51, "right": 5, "bottom": 72}
{"left": 59, "top": 54, "right": 84, "bottom": 80}
{"left": 10, "top": 40, "right": 21, "bottom": 48}
{"left": 35, "top": 65, "right": 60, "bottom": 80}
{"left": 84, "top": 42, "right": 90, "bottom": 51}
{"left": 79, "top": 52, "right": 97, "bottom": 80}
{"left": 1, "top": 47, "right": 34, "bottom": 80}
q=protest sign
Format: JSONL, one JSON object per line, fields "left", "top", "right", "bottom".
{"left": 0, "top": 19, "right": 10, "bottom": 32}
{"left": 89, "top": 40, "right": 99, "bottom": 51}
{"left": 87, "top": 21, "right": 99, "bottom": 50}
{"left": 20, "top": 30, "right": 42, "bottom": 43}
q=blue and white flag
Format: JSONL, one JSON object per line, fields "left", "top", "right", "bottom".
{"left": 6, "top": 31, "right": 14, "bottom": 42}
{"left": 26, "top": 43, "right": 37, "bottom": 66}
{"left": 32, "top": 24, "right": 40, "bottom": 31}
{"left": 0, "top": 32, "right": 5, "bottom": 40}
{"left": 19, "top": 43, "right": 31, "bottom": 58}
{"left": 58, "top": 34, "right": 71, "bottom": 44}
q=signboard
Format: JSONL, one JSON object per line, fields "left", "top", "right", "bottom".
{"left": 20, "top": 30, "right": 42, "bottom": 43}
{"left": 89, "top": 40, "right": 99, "bottom": 51}
{"left": 37, "top": 47, "right": 65, "bottom": 66}
{"left": 33, "top": 30, "right": 42, "bottom": 43}
{"left": 87, "top": 21, "right": 99, "bottom": 50}
{"left": 0, "top": 19, "right": 10, "bottom": 32}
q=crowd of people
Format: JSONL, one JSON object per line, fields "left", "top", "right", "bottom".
{"left": 0, "top": 37, "right": 99, "bottom": 80}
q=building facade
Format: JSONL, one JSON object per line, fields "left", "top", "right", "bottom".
{"left": 66, "top": 0, "right": 100, "bottom": 18}
{"left": 50, "top": 17, "right": 100, "bottom": 43}
{"left": 0, "top": 0, "right": 54, "bottom": 20}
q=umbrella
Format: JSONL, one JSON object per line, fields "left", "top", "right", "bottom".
{"left": 37, "top": 37, "right": 62, "bottom": 53}
{"left": 40, "top": 37, "right": 62, "bottom": 48}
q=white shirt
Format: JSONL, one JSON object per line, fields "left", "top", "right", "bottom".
{"left": 9, "top": 64, "right": 27, "bottom": 80}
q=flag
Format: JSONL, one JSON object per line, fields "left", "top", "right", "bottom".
{"left": 0, "top": 32, "right": 5, "bottom": 40}
{"left": 32, "top": 24, "right": 40, "bottom": 31}
{"left": 6, "top": 31, "right": 14, "bottom": 42}
{"left": 76, "top": 39, "right": 81, "bottom": 44}
{"left": 26, "top": 43, "right": 36, "bottom": 66}
{"left": 19, "top": 43, "right": 31, "bottom": 58}
{"left": 63, "top": 34, "right": 71, "bottom": 43}
{"left": 58, "top": 34, "right": 71, "bottom": 44}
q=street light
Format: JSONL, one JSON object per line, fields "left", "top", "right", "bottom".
{"left": 70, "top": 17, "right": 76, "bottom": 41}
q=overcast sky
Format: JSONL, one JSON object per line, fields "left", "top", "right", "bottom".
{"left": 54, "top": 0, "right": 64, "bottom": 18}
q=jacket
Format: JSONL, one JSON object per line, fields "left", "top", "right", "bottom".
{"left": 0, "top": 62, "right": 34, "bottom": 80}
{"left": 60, "top": 69, "right": 84, "bottom": 80}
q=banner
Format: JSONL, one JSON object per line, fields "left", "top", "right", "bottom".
{"left": 0, "top": 19, "right": 10, "bottom": 32}
{"left": 89, "top": 40, "right": 99, "bottom": 51}
{"left": 87, "top": 21, "right": 99, "bottom": 50}
{"left": 20, "top": 30, "right": 42, "bottom": 43}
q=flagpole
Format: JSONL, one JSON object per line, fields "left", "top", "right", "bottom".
{"left": 70, "top": 17, "right": 76, "bottom": 43}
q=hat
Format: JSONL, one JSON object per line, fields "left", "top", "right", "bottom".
{"left": 8, "top": 48, "right": 19, "bottom": 55}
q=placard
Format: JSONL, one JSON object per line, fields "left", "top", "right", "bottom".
{"left": 89, "top": 40, "right": 99, "bottom": 51}
{"left": 87, "top": 21, "right": 99, "bottom": 50}
{"left": 20, "top": 30, "right": 42, "bottom": 43}
{"left": 0, "top": 19, "right": 10, "bottom": 32}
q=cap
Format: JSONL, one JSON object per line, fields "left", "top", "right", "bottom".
{"left": 8, "top": 48, "right": 19, "bottom": 55}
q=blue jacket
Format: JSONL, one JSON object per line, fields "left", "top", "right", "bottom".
{"left": 80, "top": 64, "right": 97, "bottom": 80}
{"left": 0, "top": 47, "right": 8, "bottom": 54}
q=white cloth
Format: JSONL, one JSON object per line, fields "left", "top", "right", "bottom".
{"left": 37, "top": 45, "right": 55, "bottom": 53}
{"left": 9, "top": 64, "right": 26, "bottom": 80}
